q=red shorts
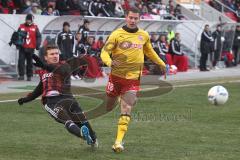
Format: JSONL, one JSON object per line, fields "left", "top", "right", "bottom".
{"left": 106, "top": 74, "right": 140, "bottom": 97}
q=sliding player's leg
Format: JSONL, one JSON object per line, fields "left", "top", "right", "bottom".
{"left": 44, "top": 102, "right": 82, "bottom": 138}
{"left": 65, "top": 98, "right": 98, "bottom": 146}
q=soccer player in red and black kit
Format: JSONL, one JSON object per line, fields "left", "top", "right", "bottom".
{"left": 17, "top": 44, "right": 98, "bottom": 147}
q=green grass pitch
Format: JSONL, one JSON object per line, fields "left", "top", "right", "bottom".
{"left": 0, "top": 81, "right": 239, "bottom": 160}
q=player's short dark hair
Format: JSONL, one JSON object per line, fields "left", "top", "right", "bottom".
{"left": 126, "top": 7, "right": 140, "bottom": 16}
{"left": 84, "top": 19, "right": 90, "bottom": 24}
{"left": 63, "top": 21, "right": 70, "bottom": 27}
{"left": 47, "top": 5, "right": 53, "bottom": 10}
{"left": 44, "top": 44, "right": 59, "bottom": 56}
{"left": 26, "top": 14, "right": 33, "bottom": 21}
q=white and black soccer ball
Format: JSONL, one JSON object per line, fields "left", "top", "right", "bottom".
{"left": 208, "top": 85, "right": 229, "bottom": 105}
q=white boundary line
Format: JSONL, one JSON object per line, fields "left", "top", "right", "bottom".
{"left": 0, "top": 79, "right": 239, "bottom": 103}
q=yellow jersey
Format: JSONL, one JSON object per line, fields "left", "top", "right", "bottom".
{"left": 101, "top": 27, "right": 166, "bottom": 80}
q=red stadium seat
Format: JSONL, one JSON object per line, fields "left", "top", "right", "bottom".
{"left": 7, "top": 1, "right": 15, "bottom": 8}
{"left": 142, "top": 66, "right": 149, "bottom": 75}
{"left": 173, "top": 55, "right": 188, "bottom": 72}
{"left": 222, "top": 51, "right": 234, "bottom": 63}
{"left": 165, "top": 54, "right": 173, "bottom": 65}
{"left": 85, "top": 56, "right": 103, "bottom": 78}
{"left": 68, "top": 10, "right": 81, "bottom": 15}
{"left": 226, "top": 52, "right": 234, "bottom": 62}
{"left": 2, "top": 8, "right": 9, "bottom": 14}
{"left": 225, "top": 12, "right": 238, "bottom": 22}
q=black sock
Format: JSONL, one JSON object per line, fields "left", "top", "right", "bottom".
{"left": 65, "top": 120, "right": 82, "bottom": 138}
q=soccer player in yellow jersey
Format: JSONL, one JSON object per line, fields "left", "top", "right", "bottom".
{"left": 100, "top": 8, "right": 166, "bottom": 152}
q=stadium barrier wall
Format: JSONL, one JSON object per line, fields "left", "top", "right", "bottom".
{"left": 0, "top": 14, "right": 238, "bottom": 74}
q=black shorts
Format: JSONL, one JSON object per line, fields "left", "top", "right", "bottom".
{"left": 44, "top": 95, "right": 87, "bottom": 124}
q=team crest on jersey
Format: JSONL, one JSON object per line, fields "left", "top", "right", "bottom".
{"left": 138, "top": 35, "right": 143, "bottom": 41}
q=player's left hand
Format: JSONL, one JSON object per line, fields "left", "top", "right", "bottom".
{"left": 17, "top": 97, "right": 27, "bottom": 105}
{"left": 159, "top": 65, "right": 167, "bottom": 79}
{"left": 32, "top": 54, "right": 44, "bottom": 68}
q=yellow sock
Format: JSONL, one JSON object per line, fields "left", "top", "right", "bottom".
{"left": 115, "top": 115, "right": 131, "bottom": 144}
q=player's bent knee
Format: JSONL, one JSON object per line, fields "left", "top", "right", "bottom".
{"left": 65, "top": 120, "right": 74, "bottom": 130}
{"left": 130, "top": 99, "right": 137, "bottom": 106}
{"left": 122, "top": 92, "right": 137, "bottom": 107}
{"left": 124, "top": 99, "right": 137, "bottom": 107}
{"left": 121, "top": 101, "right": 136, "bottom": 113}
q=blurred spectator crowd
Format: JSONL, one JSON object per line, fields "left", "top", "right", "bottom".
{"left": 221, "top": 0, "right": 240, "bottom": 14}
{"left": 208, "top": 0, "right": 240, "bottom": 21}
{"left": 0, "top": 0, "right": 184, "bottom": 20}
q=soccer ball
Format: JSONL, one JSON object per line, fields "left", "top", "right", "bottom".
{"left": 208, "top": 85, "right": 229, "bottom": 105}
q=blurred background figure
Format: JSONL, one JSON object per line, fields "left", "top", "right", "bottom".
{"left": 166, "top": 25, "right": 175, "bottom": 43}
{"left": 212, "top": 24, "right": 225, "bottom": 69}
{"left": 71, "top": 32, "right": 86, "bottom": 80}
{"left": 56, "top": 22, "right": 74, "bottom": 60}
{"left": 29, "top": 3, "right": 42, "bottom": 15}
{"left": 158, "top": 35, "right": 169, "bottom": 63}
{"left": 16, "top": 14, "right": 41, "bottom": 81}
{"left": 41, "top": 5, "right": 59, "bottom": 16}
{"left": 78, "top": 19, "right": 90, "bottom": 44}
{"left": 169, "top": 33, "right": 188, "bottom": 72}
{"left": 93, "top": 36, "right": 105, "bottom": 53}
{"left": 232, "top": 25, "right": 240, "bottom": 66}
{"left": 200, "top": 24, "right": 214, "bottom": 71}
{"left": 174, "top": 4, "right": 184, "bottom": 20}
{"left": 74, "top": 32, "right": 86, "bottom": 57}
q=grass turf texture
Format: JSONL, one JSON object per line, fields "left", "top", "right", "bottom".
{"left": 0, "top": 82, "right": 239, "bottom": 160}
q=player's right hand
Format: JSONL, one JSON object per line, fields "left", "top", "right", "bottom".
{"left": 18, "top": 98, "right": 27, "bottom": 105}
{"left": 18, "top": 97, "right": 29, "bottom": 105}
{"left": 159, "top": 65, "right": 167, "bottom": 79}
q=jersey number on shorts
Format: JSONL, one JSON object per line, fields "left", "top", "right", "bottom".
{"left": 107, "top": 82, "right": 114, "bottom": 92}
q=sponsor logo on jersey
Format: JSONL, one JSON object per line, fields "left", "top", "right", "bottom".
{"left": 42, "top": 73, "right": 53, "bottom": 81}
{"left": 119, "top": 41, "right": 143, "bottom": 49}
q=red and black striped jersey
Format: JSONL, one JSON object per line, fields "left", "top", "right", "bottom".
{"left": 37, "top": 61, "right": 71, "bottom": 97}
{"left": 23, "top": 57, "right": 88, "bottom": 104}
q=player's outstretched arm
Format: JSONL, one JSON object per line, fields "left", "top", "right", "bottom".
{"left": 32, "top": 54, "right": 56, "bottom": 71}
{"left": 32, "top": 54, "right": 71, "bottom": 76}
{"left": 18, "top": 82, "right": 43, "bottom": 105}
